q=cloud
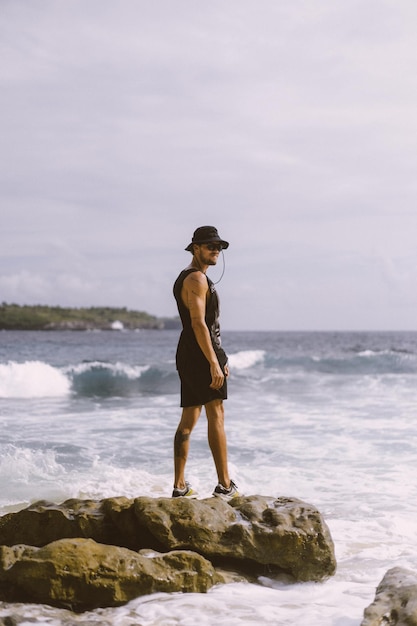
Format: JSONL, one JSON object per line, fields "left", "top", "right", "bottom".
{"left": 1, "top": 0, "right": 417, "bottom": 328}
{"left": 0, "top": 270, "right": 52, "bottom": 303}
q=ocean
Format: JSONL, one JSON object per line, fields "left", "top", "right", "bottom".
{"left": 1, "top": 329, "right": 417, "bottom": 625}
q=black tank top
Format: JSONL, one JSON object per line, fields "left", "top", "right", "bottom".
{"left": 173, "top": 268, "right": 227, "bottom": 366}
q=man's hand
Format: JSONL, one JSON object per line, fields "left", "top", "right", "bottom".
{"left": 209, "top": 362, "right": 225, "bottom": 389}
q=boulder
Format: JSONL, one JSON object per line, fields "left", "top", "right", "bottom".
{"left": 134, "top": 495, "right": 336, "bottom": 581}
{"left": 361, "top": 567, "right": 417, "bottom": 626}
{"left": 0, "top": 538, "right": 222, "bottom": 612}
{"left": 0, "top": 495, "right": 336, "bottom": 583}
{"left": 0, "top": 498, "right": 114, "bottom": 546}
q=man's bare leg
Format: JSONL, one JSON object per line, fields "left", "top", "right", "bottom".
{"left": 174, "top": 405, "right": 201, "bottom": 489}
{"left": 205, "top": 399, "right": 231, "bottom": 488}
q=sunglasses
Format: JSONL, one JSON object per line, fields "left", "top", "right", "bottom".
{"left": 203, "top": 243, "right": 222, "bottom": 251}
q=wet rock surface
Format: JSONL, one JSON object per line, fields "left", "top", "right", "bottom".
{"left": 361, "top": 567, "right": 417, "bottom": 626}
{"left": 0, "top": 539, "right": 220, "bottom": 612}
{"left": 0, "top": 494, "right": 337, "bottom": 610}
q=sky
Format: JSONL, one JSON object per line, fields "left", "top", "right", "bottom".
{"left": 1, "top": 0, "right": 417, "bottom": 331}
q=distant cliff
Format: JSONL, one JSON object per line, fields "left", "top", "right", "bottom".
{"left": 0, "top": 303, "right": 181, "bottom": 331}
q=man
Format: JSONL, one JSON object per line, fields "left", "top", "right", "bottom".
{"left": 172, "top": 225, "right": 238, "bottom": 500}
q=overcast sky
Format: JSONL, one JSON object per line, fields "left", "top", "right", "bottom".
{"left": 1, "top": 0, "right": 417, "bottom": 330}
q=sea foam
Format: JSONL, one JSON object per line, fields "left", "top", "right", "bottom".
{"left": 228, "top": 350, "right": 265, "bottom": 370}
{"left": 0, "top": 361, "right": 71, "bottom": 398}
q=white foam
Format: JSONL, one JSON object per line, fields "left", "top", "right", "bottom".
{"left": 0, "top": 361, "right": 71, "bottom": 398}
{"left": 64, "top": 361, "right": 149, "bottom": 379}
{"left": 0, "top": 446, "right": 173, "bottom": 515}
{"left": 228, "top": 350, "right": 265, "bottom": 370}
{"left": 0, "top": 445, "right": 62, "bottom": 477}
{"left": 0, "top": 446, "right": 69, "bottom": 511}
{"left": 75, "top": 461, "right": 172, "bottom": 501}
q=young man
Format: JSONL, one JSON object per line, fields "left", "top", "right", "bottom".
{"left": 172, "top": 225, "right": 238, "bottom": 500}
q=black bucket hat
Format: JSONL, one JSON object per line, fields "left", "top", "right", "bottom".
{"left": 185, "top": 226, "right": 229, "bottom": 252}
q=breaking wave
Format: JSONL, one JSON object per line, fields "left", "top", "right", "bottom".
{"left": 1, "top": 345, "right": 416, "bottom": 399}
{"left": 0, "top": 361, "right": 71, "bottom": 398}
{"left": 0, "top": 360, "right": 178, "bottom": 399}
{"left": 228, "top": 350, "right": 265, "bottom": 370}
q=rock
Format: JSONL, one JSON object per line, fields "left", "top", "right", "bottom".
{"left": 0, "top": 538, "right": 222, "bottom": 612}
{"left": 134, "top": 495, "right": 336, "bottom": 582}
{"left": 0, "top": 496, "right": 138, "bottom": 550}
{"left": 0, "top": 618, "right": 19, "bottom": 626}
{"left": 361, "top": 567, "right": 417, "bottom": 626}
{"left": 0, "top": 495, "right": 336, "bottom": 583}
{"left": 0, "top": 498, "right": 110, "bottom": 546}
{"left": 0, "top": 619, "right": 20, "bottom": 626}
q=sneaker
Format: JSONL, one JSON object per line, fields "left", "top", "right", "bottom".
{"left": 212, "top": 479, "right": 239, "bottom": 500}
{"left": 172, "top": 482, "right": 197, "bottom": 498}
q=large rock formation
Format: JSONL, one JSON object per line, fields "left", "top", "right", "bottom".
{"left": 0, "top": 539, "right": 220, "bottom": 612}
{"left": 132, "top": 495, "right": 336, "bottom": 582}
{"left": 0, "top": 494, "right": 336, "bottom": 610}
{"left": 361, "top": 567, "right": 417, "bottom": 626}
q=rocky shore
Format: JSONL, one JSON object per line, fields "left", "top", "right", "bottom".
{"left": 0, "top": 495, "right": 415, "bottom": 623}
{"left": 0, "top": 494, "right": 336, "bottom": 612}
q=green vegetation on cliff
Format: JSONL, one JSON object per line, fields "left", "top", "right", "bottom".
{"left": 0, "top": 303, "right": 180, "bottom": 331}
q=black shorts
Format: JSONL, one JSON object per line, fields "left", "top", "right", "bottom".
{"left": 176, "top": 345, "right": 227, "bottom": 408}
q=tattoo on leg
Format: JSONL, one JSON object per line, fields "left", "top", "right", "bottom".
{"left": 174, "top": 430, "right": 190, "bottom": 457}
